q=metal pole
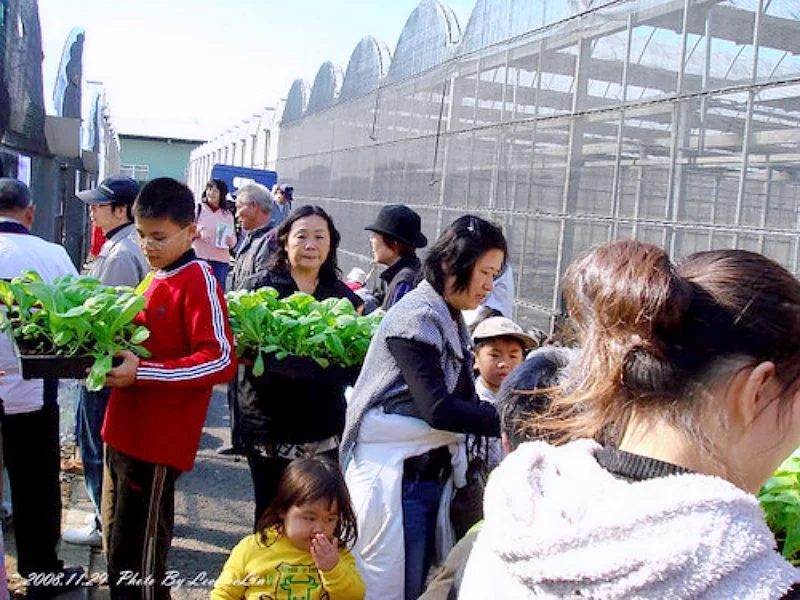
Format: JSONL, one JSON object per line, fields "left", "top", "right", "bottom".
{"left": 436, "top": 73, "right": 457, "bottom": 234}
{"left": 664, "top": 0, "right": 692, "bottom": 254}
{"left": 552, "top": 35, "right": 590, "bottom": 316}
{"left": 708, "top": 174, "right": 720, "bottom": 249}
{"left": 734, "top": 0, "right": 764, "bottom": 245}
{"left": 611, "top": 13, "right": 633, "bottom": 239}
{"left": 758, "top": 166, "right": 772, "bottom": 253}
{"left": 698, "top": 8, "right": 713, "bottom": 152}
{"left": 488, "top": 48, "right": 511, "bottom": 215}
{"left": 525, "top": 41, "right": 546, "bottom": 213}
{"left": 517, "top": 213, "right": 530, "bottom": 324}
{"left": 632, "top": 149, "right": 645, "bottom": 238}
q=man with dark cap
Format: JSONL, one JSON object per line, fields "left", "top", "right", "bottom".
{"left": 75, "top": 175, "right": 149, "bottom": 287}
{"left": 62, "top": 175, "right": 150, "bottom": 547}
{"left": 0, "top": 178, "right": 85, "bottom": 597}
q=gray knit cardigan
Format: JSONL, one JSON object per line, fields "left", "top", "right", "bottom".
{"left": 340, "top": 280, "right": 472, "bottom": 467}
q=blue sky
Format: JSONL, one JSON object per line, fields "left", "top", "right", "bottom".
{"left": 38, "top": 0, "right": 476, "bottom": 140}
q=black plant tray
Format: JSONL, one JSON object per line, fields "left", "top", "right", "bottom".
{"left": 17, "top": 353, "right": 95, "bottom": 379}
{"left": 14, "top": 346, "right": 123, "bottom": 380}
{"left": 260, "top": 352, "right": 361, "bottom": 386}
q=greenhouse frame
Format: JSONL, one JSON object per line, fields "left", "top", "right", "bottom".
{"left": 197, "top": 0, "right": 800, "bottom": 331}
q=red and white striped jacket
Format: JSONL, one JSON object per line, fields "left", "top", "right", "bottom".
{"left": 102, "top": 251, "right": 236, "bottom": 471}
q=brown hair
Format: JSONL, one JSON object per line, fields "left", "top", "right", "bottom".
{"left": 379, "top": 233, "right": 415, "bottom": 258}
{"left": 537, "top": 241, "right": 800, "bottom": 447}
{"left": 256, "top": 456, "right": 358, "bottom": 548}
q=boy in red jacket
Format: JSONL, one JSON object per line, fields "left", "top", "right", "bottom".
{"left": 102, "top": 177, "right": 237, "bottom": 599}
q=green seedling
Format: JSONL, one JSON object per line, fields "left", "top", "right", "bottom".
{"left": 760, "top": 451, "right": 800, "bottom": 565}
{"left": 0, "top": 270, "right": 151, "bottom": 391}
{"left": 226, "top": 287, "right": 381, "bottom": 377}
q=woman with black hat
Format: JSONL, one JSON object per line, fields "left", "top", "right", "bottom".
{"left": 366, "top": 204, "right": 427, "bottom": 311}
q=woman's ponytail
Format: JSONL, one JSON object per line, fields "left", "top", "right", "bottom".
{"left": 537, "top": 242, "right": 800, "bottom": 447}
{"left": 539, "top": 241, "right": 695, "bottom": 444}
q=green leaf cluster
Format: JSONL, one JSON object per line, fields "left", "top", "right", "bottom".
{"left": 759, "top": 451, "right": 800, "bottom": 564}
{"left": 0, "top": 270, "right": 151, "bottom": 391}
{"left": 226, "top": 286, "right": 381, "bottom": 377}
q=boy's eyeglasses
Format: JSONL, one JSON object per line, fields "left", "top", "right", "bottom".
{"left": 136, "top": 227, "right": 190, "bottom": 251}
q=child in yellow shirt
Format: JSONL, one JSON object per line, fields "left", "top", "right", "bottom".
{"left": 212, "top": 456, "right": 365, "bottom": 600}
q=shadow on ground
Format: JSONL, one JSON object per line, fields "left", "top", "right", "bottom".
{"left": 169, "top": 386, "right": 253, "bottom": 597}
{"left": 3, "top": 385, "right": 253, "bottom": 600}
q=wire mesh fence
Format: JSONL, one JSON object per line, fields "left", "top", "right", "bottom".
{"left": 274, "top": 0, "right": 800, "bottom": 331}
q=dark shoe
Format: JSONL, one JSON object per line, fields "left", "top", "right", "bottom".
{"left": 26, "top": 566, "right": 87, "bottom": 599}
{"left": 216, "top": 445, "right": 245, "bottom": 456}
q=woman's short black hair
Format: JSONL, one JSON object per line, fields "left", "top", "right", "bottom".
{"left": 422, "top": 215, "right": 507, "bottom": 294}
{"left": 202, "top": 178, "right": 231, "bottom": 213}
{"left": 266, "top": 205, "right": 342, "bottom": 281}
{"left": 133, "top": 177, "right": 195, "bottom": 227}
{"left": 496, "top": 346, "right": 578, "bottom": 448}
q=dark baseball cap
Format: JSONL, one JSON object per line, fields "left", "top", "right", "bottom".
{"left": 76, "top": 175, "right": 140, "bottom": 205}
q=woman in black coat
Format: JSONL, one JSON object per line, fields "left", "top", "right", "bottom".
{"left": 239, "top": 205, "right": 363, "bottom": 526}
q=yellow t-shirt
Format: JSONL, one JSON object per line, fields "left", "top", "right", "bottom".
{"left": 211, "top": 529, "right": 366, "bottom": 600}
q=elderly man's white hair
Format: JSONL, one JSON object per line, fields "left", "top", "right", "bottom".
{"left": 236, "top": 183, "right": 273, "bottom": 213}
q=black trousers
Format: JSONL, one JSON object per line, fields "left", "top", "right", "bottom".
{"left": 226, "top": 367, "right": 244, "bottom": 450}
{"left": 102, "top": 447, "right": 179, "bottom": 600}
{"left": 1, "top": 401, "right": 63, "bottom": 576}
{"left": 245, "top": 452, "right": 291, "bottom": 531}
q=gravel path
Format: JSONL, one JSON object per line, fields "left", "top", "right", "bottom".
{"left": 165, "top": 385, "right": 253, "bottom": 598}
{"left": 4, "top": 384, "right": 253, "bottom": 599}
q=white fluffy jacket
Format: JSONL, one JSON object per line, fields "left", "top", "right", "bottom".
{"left": 459, "top": 440, "right": 798, "bottom": 599}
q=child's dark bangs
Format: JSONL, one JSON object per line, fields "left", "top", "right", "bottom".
{"left": 295, "top": 473, "right": 340, "bottom": 509}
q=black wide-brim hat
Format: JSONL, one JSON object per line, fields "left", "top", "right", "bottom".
{"left": 365, "top": 204, "right": 427, "bottom": 248}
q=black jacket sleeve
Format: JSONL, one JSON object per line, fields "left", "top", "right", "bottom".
{"left": 780, "top": 583, "right": 800, "bottom": 600}
{"left": 387, "top": 337, "right": 500, "bottom": 437}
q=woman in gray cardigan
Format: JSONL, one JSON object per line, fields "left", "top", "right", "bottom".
{"left": 342, "top": 215, "right": 506, "bottom": 600}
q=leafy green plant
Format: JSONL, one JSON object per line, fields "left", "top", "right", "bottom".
{"left": 0, "top": 270, "right": 151, "bottom": 391}
{"left": 226, "top": 287, "right": 381, "bottom": 377}
{"left": 759, "top": 451, "right": 800, "bottom": 564}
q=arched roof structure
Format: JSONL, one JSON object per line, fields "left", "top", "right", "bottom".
{"left": 306, "top": 62, "right": 344, "bottom": 115}
{"left": 385, "top": 0, "right": 462, "bottom": 84}
{"left": 339, "top": 36, "right": 392, "bottom": 103}
{"left": 282, "top": 79, "right": 311, "bottom": 124}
